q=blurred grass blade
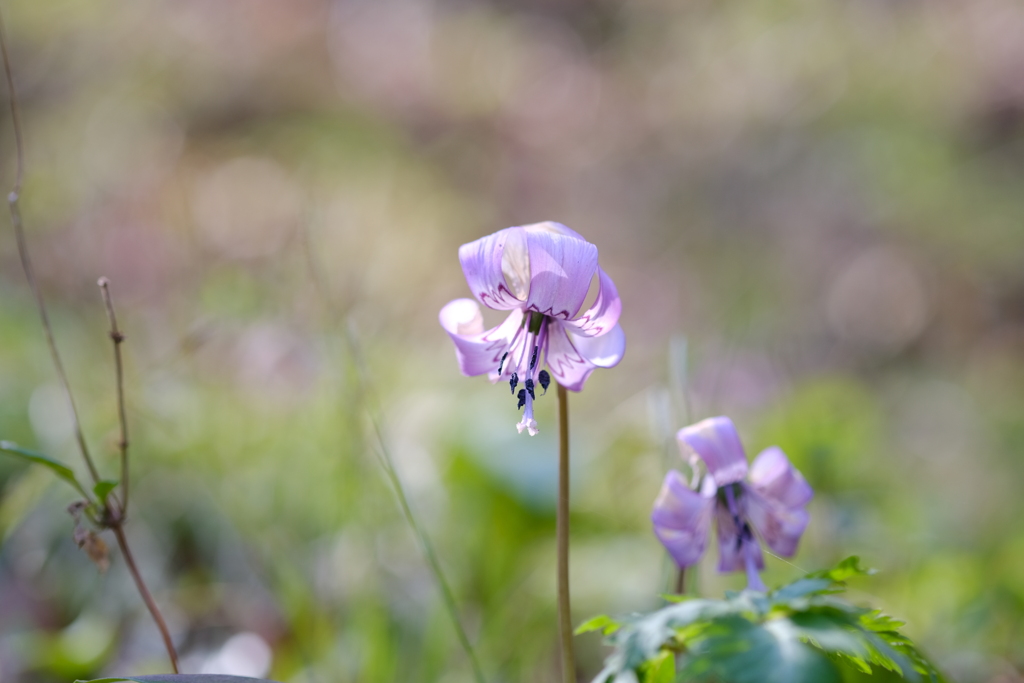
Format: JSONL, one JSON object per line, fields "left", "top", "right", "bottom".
{"left": 345, "top": 321, "right": 488, "bottom": 683}
{"left": 0, "top": 440, "right": 91, "bottom": 499}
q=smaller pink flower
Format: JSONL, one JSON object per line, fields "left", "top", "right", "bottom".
{"left": 440, "top": 222, "right": 625, "bottom": 435}
{"left": 651, "top": 416, "right": 813, "bottom": 591}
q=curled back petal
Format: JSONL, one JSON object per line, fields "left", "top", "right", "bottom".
{"left": 526, "top": 220, "right": 587, "bottom": 241}
{"left": 676, "top": 416, "right": 749, "bottom": 486}
{"left": 651, "top": 470, "right": 715, "bottom": 568}
{"left": 440, "top": 300, "right": 524, "bottom": 376}
{"left": 714, "top": 498, "right": 764, "bottom": 573}
{"left": 521, "top": 223, "right": 599, "bottom": 320}
{"left": 744, "top": 486, "right": 810, "bottom": 558}
{"left": 748, "top": 446, "right": 813, "bottom": 509}
{"left": 562, "top": 267, "right": 622, "bottom": 338}
{"left": 458, "top": 228, "right": 528, "bottom": 311}
{"left": 545, "top": 321, "right": 625, "bottom": 392}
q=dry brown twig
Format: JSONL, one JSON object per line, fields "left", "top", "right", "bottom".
{"left": 0, "top": 6, "right": 179, "bottom": 672}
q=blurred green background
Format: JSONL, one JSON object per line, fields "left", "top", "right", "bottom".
{"left": 0, "top": 0, "right": 1023, "bottom": 680}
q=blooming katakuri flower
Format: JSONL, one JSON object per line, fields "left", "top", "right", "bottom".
{"left": 439, "top": 222, "right": 625, "bottom": 435}
{"left": 651, "top": 416, "right": 812, "bottom": 591}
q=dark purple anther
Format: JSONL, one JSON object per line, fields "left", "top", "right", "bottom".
{"left": 498, "top": 352, "right": 508, "bottom": 375}
{"left": 530, "top": 345, "right": 538, "bottom": 369}
{"left": 538, "top": 370, "right": 550, "bottom": 394}
{"left": 510, "top": 372, "right": 518, "bottom": 394}
{"left": 517, "top": 389, "right": 527, "bottom": 410}
{"left": 525, "top": 379, "right": 535, "bottom": 400}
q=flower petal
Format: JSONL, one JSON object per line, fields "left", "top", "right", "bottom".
{"left": 458, "top": 228, "right": 530, "bottom": 311}
{"left": 562, "top": 267, "right": 622, "bottom": 338}
{"left": 748, "top": 447, "right": 813, "bottom": 509}
{"left": 439, "top": 300, "right": 524, "bottom": 376}
{"left": 545, "top": 322, "right": 625, "bottom": 391}
{"left": 651, "top": 470, "right": 714, "bottom": 568}
{"left": 521, "top": 222, "right": 599, "bottom": 320}
{"left": 676, "top": 417, "right": 748, "bottom": 486}
{"left": 714, "top": 499, "right": 764, "bottom": 573}
{"left": 744, "top": 486, "right": 810, "bottom": 558}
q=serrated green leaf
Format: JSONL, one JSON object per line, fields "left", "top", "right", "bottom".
{"left": 785, "top": 609, "right": 870, "bottom": 657}
{"left": 93, "top": 479, "right": 119, "bottom": 501}
{"left": 0, "top": 440, "right": 90, "bottom": 499}
{"left": 832, "top": 651, "right": 873, "bottom": 674}
{"left": 638, "top": 650, "right": 675, "bottom": 683}
{"left": 577, "top": 614, "right": 620, "bottom": 635}
{"left": 771, "top": 578, "right": 835, "bottom": 602}
{"left": 860, "top": 609, "right": 907, "bottom": 632}
{"left": 807, "top": 556, "right": 875, "bottom": 583}
{"left": 679, "top": 616, "right": 842, "bottom": 683}
{"left": 588, "top": 559, "right": 945, "bottom": 683}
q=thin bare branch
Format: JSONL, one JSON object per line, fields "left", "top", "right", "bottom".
{"left": 0, "top": 2, "right": 102, "bottom": 486}
{"left": 111, "top": 525, "right": 180, "bottom": 673}
{"left": 0, "top": 9, "right": 178, "bottom": 671}
{"left": 98, "top": 277, "right": 130, "bottom": 512}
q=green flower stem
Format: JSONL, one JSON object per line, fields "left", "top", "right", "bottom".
{"left": 556, "top": 384, "right": 576, "bottom": 683}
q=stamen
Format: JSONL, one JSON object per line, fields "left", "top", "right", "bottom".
{"left": 525, "top": 379, "right": 535, "bottom": 400}
{"left": 498, "top": 351, "right": 508, "bottom": 375}
{"left": 510, "top": 372, "right": 518, "bottom": 395}
{"left": 517, "top": 389, "right": 527, "bottom": 410}
{"left": 538, "top": 370, "right": 550, "bottom": 394}
{"left": 530, "top": 345, "right": 538, "bottom": 370}
{"left": 736, "top": 522, "right": 753, "bottom": 551}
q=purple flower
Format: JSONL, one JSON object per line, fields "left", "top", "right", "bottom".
{"left": 439, "top": 222, "right": 625, "bottom": 435}
{"left": 651, "top": 416, "right": 812, "bottom": 591}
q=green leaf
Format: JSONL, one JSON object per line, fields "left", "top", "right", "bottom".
{"left": 0, "top": 440, "right": 90, "bottom": 499}
{"left": 771, "top": 578, "right": 835, "bottom": 602}
{"left": 576, "top": 614, "right": 621, "bottom": 635}
{"left": 75, "top": 676, "right": 281, "bottom": 683}
{"left": 785, "top": 609, "right": 875, "bottom": 665}
{"left": 614, "top": 597, "right": 756, "bottom": 669}
{"left": 807, "top": 556, "right": 875, "bottom": 583}
{"left": 588, "top": 559, "right": 946, "bottom": 683}
{"left": 679, "top": 616, "right": 842, "bottom": 683}
{"left": 639, "top": 650, "right": 675, "bottom": 683}
{"left": 93, "top": 479, "right": 119, "bottom": 501}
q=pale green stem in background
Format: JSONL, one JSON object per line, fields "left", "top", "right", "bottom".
{"left": 302, "top": 229, "right": 486, "bottom": 683}
{"left": 345, "top": 323, "right": 488, "bottom": 683}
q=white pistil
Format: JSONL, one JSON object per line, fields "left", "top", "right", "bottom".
{"left": 499, "top": 315, "right": 550, "bottom": 436}
{"left": 517, "top": 393, "right": 538, "bottom": 435}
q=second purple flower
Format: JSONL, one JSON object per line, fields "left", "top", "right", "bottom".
{"left": 440, "top": 222, "right": 626, "bottom": 435}
{"left": 651, "top": 416, "right": 813, "bottom": 591}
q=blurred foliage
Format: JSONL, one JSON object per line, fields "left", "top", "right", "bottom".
{"left": 0, "top": 0, "right": 1023, "bottom": 681}
{"left": 582, "top": 557, "right": 944, "bottom": 683}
